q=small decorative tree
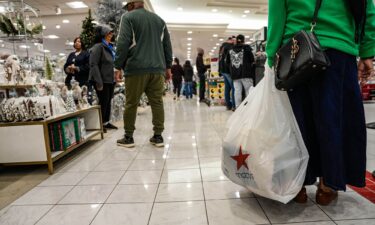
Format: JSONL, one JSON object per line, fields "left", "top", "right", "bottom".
{"left": 80, "top": 9, "right": 96, "bottom": 50}
{"left": 45, "top": 57, "right": 53, "bottom": 80}
{"left": 96, "top": 0, "right": 125, "bottom": 34}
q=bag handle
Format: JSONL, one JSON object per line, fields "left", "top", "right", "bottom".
{"left": 311, "top": 0, "right": 323, "bottom": 32}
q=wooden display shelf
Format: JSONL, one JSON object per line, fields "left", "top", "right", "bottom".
{"left": 0, "top": 84, "right": 35, "bottom": 89}
{"left": 0, "top": 106, "right": 104, "bottom": 174}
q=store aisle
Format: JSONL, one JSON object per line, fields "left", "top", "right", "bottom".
{"left": 1, "top": 97, "right": 375, "bottom": 225}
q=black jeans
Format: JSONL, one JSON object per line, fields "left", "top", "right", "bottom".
{"left": 96, "top": 83, "right": 115, "bottom": 124}
{"left": 199, "top": 74, "right": 206, "bottom": 100}
{"left": 172, "top": 79, "right": 182, "bottom": 98}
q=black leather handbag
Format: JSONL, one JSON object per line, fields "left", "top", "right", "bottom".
{"left": 275, "top": 0, "right": 331, "bottom": 91}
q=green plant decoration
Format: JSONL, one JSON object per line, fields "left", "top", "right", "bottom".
{"left": 80, "top": 9, "right": 96, "bottom": 50}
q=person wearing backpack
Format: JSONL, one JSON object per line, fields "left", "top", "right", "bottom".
{"left": 266, "top": 0, "right": 375, "bottom": 205}
{"left": 183, "top": 60, "right": 194, "bottom": 99}
{"left": 219, "top": 36, "right": 236, "bottom": 110}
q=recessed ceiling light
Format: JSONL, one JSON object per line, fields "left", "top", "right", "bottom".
{"left": 177, "top": 7, "right": 183, "bottom": 11}
{"left": 1, "top": 44, "right": 4, "bottom": 48}
{"left": 187, "top": 47, "right": 191, "bottom": 50}
{"left": 56, "top": 25, "right": 61, "bottom": 29}
{"left": 245, "top": 35, "right": 250, "bottom": 39}
{"left": 187, "top": 51, "right": 191, "bottom": 54}
{"left": 62, "top": 19, "right": 70, "bottom": 24}
{"left": 246, "top": 42, "right": 251, "bottom": 44}
{"left": 42, "top": 25, "right": 46, "bottom": 30}
{"left": 44, "top": 50, "right": 51, "bottom": 53}
{"left": 187, "top": 43, "right": 192, "bottom": 46}
{"left": 0, "top": 40, "right": 3, "bottom": 43}
{"left": 19, "top": 45, "right": 30, "bottom": 49}
{"left": 187, "top": 31, "right": 193, "bottom": 34}
{"left": 187, "top": 37, "right": 192, "bottom": 41}
{"left": 244, "top": 10, "right": 250, "bottom": 14}
{"left": 66, "top": 1, "right": 88, "bottom": 9}
{"left": 45, "top": 35, "right": 59, "bottom": 39}
{"left": 242, "top": 15, "right": 247, "bottom": 18}
{"left": 212, "top": 9, "right": 218, "bottom": 12}
{"left": 219, "top": 38, "right": 224, "bottom": 41}
{"left": 213, "top": 34, "right": 218, "bottom": 38}
{"left": 213, "top": 47, "right": 217, "bottom": 50}
{"left": 59, "top": 53, "right": 66, "bottom": 56}
{"left": 211, "top": 50, "right": 215, "bottom": 52}
{"left": 216, "top": 43, "right": 220, "bottom": 46}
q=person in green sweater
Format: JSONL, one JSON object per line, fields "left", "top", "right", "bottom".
{"left": 266, "top": 0, "right": 375, "bottom": 206}
{"left": 114, "top": 0, "right": 173, "bottom": 148}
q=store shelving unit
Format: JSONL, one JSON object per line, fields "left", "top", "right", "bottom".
{"left": 0, "top": 106, "right": 104, "bottom": 174}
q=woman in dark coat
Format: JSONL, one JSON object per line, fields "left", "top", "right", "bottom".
{"left": 183, "top": 60, "right": 194, "bottom": 99}
{"left": 89, "top": 25, "right": 118, "bottom": 132}
{"left": 64, "top": 37, "right": 90, "bottom": 88}
{"left": 171, "top": 57, "right": 184, "bottom": 100}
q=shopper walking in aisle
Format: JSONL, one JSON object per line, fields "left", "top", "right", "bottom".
{"left": 64, "top": 37, "right": 90, "bottom": 88}
{"left": 219, "top": 36, "right": 236, "bottom": 110}
{"left": 114, "top": 0, "right": 173, "bottom": 148}
{"left": 183, "top": 60, "right": 194, "bottom": 99}
{"left": 171, "top": 58, "right": 184, "bottom": 100}
{"left": 227, "top": 34, "right": 255, "bottom": 109}
{"left": 89, "top": 26, "right": 118, "bottom": 133}
{"left": 196, "top": 48, "right": 210, "bottom": 102}
{"left": 267, "top": 0, "right": 375, "bottom": 205}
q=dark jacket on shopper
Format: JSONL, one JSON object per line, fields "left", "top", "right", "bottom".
{"left": 64, "top": 51, "right": 90, "bottom": 86}
{"left": 227, "top": 44, "right": 255, "bottom": 80}
{"left": 183, "top": 65, "right": 194, "bottom": 82}
{"left": 171, "top": 64, "right": 184, "bottom": 82}
{"left": 196, "top": 53, "right": 209, "bottom": 75}
{"left": 114, "top": 8, "right": 173, "bottom": 76}
{"left": 219, "top": 42, "right": 233, "bottom": 74}
{"left": 89, "top": 42, "right": 115, "bottom": 87}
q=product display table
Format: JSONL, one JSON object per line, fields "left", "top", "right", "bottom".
{"left": 0, "top": 106, "right": 104, "bottom": 174}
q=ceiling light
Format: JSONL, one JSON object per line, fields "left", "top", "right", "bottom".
{"left": 187, "top": 51, "right": 191, "bottom": 53}
{"left": 177, "top": 7, "right": 183, "bottom": 11}
{"left": 42, "top": 25, "right": 46, "bottom": 30}
{"left": 187, "top": 47, "right": 191, "bottom": 50}
{"left": 187, "top": 37, "right": 192, "bottom": 41}
{"left": 66, "top": 1, "right": 88, "bottom": 9}
{"left": 19, "top": 45, "right": 30, "bottom": 49}
{"left": 219, "top": 38, "right": 224, "bottom": 41}
{"left": 62, "top": 20, "right": 70, "bottom": 24}
{"left": 246, "top": 42, "right": 251, "bottom": 44}
{"left": 44, "top": 50, "right": 50, "bottom": 53}
{"left": 0, "top": 40, "right": 3, "bottom": 43}
{"left": 244, "top": 10, "right": 250, "bottom": 14}
{"left": 212, "top": 9, "right": 218, "bottom": 12}
{"left": 59, "top": 53, "right": 66, "bottom": 56}
{"left": 213, "top": 47, "right": 217, "bottom": 50}
{"left": 213, "top": 34, "right": 218, "bottom": 38}
{"left": 45, "top": 35, "right": 59, "bottom": 39}
{"left": 211, "top": 50, "right": 215, "bottom": 52}
{"left": 0, "top": 7, "right": 5, "bottom": 13}
{"left": 229, "top": 10, "right": 233, "bottom": 13}
{"left": 187, "top": 43, "right": 192, "bottom": 46}
{"left": 1, "top": 44, "right": 4, "bottom": 48}
{"left": 216, "top": 43, "right": 220, "bottom": 46}
{"left": 55, "top": 6, "right": 61, "bottom": 15}
{"left": 187, "top": 31, "right": 193, "bottom": 34}
{"left": 242, "top": 15, "right": 247, "bottom": 18}
{"left": 245, "top": 36, "right": 250, "bottom": 39}
{"left": 56, "top": 25, "right": 61, "bottom": 29}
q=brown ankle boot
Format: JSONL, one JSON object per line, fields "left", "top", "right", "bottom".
{"left": 316, "top": 188, "right": 338, "bottom": 206}
{"left": 294, "top": 187, "right": 308, "bottom": 204}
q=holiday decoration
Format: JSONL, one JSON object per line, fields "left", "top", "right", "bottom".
{"left": 80, "top": 9, "right": 96, "bottom": 50}
{"left": 45, "top": 57, "right": 53, "bottom": 80}
{"left": 96, "top": 0, "right": 125, "bottom": 33}
{"left": 110, "top": 85, "right": 125, "bottom": 122}
{"left": 65, "top": 90, "right": 77, "bottom": 112}
{"left": 0, "top": 14, "right": 42, "bottom": 37}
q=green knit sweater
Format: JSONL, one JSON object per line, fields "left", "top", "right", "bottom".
{"left": 266, "top": 0, "right": 375, "bottom": 67}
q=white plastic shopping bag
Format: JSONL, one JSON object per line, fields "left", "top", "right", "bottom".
{"left": 222, "top": 65, "right": 309, "bottom": 204}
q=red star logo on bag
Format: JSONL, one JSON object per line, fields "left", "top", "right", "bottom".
{"left": 231, "top": 146, "right": 250, "bottom": 170}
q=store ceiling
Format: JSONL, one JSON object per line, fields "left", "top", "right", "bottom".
{"left": 1, "top": 0, "right": 268, "bottom": 64}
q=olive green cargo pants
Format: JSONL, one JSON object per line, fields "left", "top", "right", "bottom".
{"left": 123, "top": 74, "right": 165, "bottom": 136}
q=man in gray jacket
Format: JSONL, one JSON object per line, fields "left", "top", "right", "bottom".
{"left": 114, "top": 0, "right": 173, "bottom": 148}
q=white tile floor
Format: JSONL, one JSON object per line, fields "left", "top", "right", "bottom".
{"left": 0, "top": 97, "right": 375, "bottom": 225}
